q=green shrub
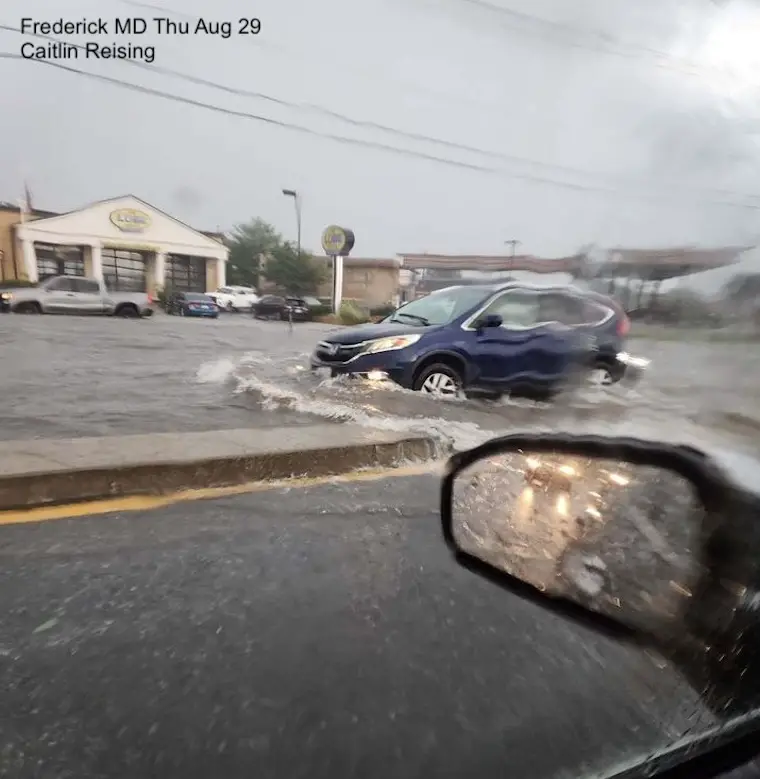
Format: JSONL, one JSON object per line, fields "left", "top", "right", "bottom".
{"left": 155, "top": 285, "right": 173, "bottom": 310}
{"left": 0, "top": 278, "right": 36, "bottom": 288}
{"left": 369, "top": 303, "right": 396, "bottom": 318}
{"left": 309, "top": 304, "right": 333, "bottom": 317}
{"left": 339, "top": 300, "right": 370, "bottom": 325}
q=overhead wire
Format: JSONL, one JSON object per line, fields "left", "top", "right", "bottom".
{"left": 441, "top": 0, "right": 729, "bottom": 82}
{"left": 0, "top": 51, "right": 501, "bottom": 177}
{"left": 112, "top": 2, "right": 760, "bottom": 206}
{"left": 0, "top": 21, "right": 630, "bottom": 184}
{"left": 2, "top": 8, "right": 760, "bottom": 211}
{"left": 114, "top": 0, "right": 517, "bottom": 116}
{"left": 111, "top": 2, "right": 760, "bottom": 205}
{"left": 8, "top": 1, "right": 756, "bottom": 205}
{"left": 2, "top": 50, "right": 759, "bottom": 212}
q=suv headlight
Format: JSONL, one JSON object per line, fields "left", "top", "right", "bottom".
{"left": 363, "top": 334, "right": 422, "bottom": 354}
{"left": 0, "top": 292, "right": 11, "bottom": 300}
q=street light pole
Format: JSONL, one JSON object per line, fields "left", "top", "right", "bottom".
{"left": 504, "top": 239, "right": 520, "bottom": 273}
{"left": 282, "top": 189, "right": 301, "bottom": 261}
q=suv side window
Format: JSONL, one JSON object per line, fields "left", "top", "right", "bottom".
{"left": 46, "top": 277, "right": 76, "bottom": 292}
{"left": 73, "top": 279, "right": 101, "bottom": 294}
{"left": 477, "top": 290, "right": 541, "bottom": 329}
{"left": 538, "top": 293, "right": 587, "bottom": 326}
{"left": 579, "top": 298, "right": 612, "bottom": 326}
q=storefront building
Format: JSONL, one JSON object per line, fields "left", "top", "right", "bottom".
{"left": 0, "top": 195, "right": 228, "bottom": 294}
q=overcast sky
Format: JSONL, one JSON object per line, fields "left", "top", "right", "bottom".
{"left": 2, "top": 0, "right": 760, "bottom": 264}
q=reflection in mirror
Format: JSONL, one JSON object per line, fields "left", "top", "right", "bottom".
{"left": 452, "top": 450, "right": 708, "bottom": 637}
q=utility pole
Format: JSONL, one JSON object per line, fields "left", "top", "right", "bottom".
{"left": 504, "top": 239, "right": 520, "bottom": 273}
{"left": 282, "top": 189, "right": 301, "bottom": 333}
{"left": 281, "top": 189, "right": 301, "bottom": 261}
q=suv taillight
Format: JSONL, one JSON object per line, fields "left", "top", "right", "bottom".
{"left": 617, "top": 313, "right": 630, "bottom": 337}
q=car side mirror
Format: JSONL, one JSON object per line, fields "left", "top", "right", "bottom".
{"left": 477, "top": 313, "right": 503, "bottom": 330}
{"left": 440, "top": 433, "right": 760, "bottom": 644}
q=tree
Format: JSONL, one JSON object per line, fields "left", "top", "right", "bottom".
{"left": 225, "top": 218, "right": 282, "bottom": 288}
{"left": 655, "top": 288, "right": 716, "bottom": 325}
{"left": 722, "top": 272, "right": 760, "bottom": 303}
{"left": 262, "top": 243, "right": 328, "bottom": 295}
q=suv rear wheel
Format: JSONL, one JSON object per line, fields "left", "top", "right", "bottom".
{"left": 413, "top": 363, "right": 462, "bottom": 397}
{"left": 589, "top": 364, "right": 614, "bottom": 386}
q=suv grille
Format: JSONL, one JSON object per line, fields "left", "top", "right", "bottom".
{"left": 315, "top": 341, "right": 365, "bottom": 364}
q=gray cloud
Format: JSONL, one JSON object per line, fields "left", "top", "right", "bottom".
{"left": 1, "top": 0, "right": 759, "bottom": 261}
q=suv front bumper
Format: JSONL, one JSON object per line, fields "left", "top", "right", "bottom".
{"left": 616, "top": 351, "right": 650, "bottom": 385}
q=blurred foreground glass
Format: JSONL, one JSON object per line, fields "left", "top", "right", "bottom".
{"left": 451, "top": 450, "right": 706, "bottom": 637}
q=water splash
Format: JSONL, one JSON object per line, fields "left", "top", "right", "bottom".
{"left": 194, "top": 352, "right": 760, "bottom": 489}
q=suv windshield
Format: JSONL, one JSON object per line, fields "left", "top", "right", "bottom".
{"left": 387, "top": 287, "right": 490, "bottom": 326}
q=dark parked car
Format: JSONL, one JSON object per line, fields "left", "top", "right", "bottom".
{"left": 310, "top": 283, "right": 646, "bottom": 400}
{"left": 253, "top": 295, "right": 311, "bottom": 322}
{"left": 166, "top": 291, "right": 219, "bottom": 318}
{"left": 253, "top": 295, "right": 285, "bottom": 320}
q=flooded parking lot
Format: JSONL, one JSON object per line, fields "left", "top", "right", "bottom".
{"left": 1, "top": 312, "right": 758, "bottom": 464}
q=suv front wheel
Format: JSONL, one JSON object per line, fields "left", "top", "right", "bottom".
{"left": 413, "top": 363, "right": 463, "bottom": 397}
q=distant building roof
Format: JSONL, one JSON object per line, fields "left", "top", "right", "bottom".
{"left": 398, "top": 253, "right": 584, "bottom": 273}
{"left": 1, "top": 200, "right": 228, "bottom": 246}
{"left": 0, "top": 203, "right": 59, "bottom": 219}
{"left": 200, "top": 230, "right": 226, "bottom": 244}
{"left": 313, "top": 255, "right": 402, "bottom": 269}
{"left": 606, "top": 246, "right": 750, "bottom": 280}
{"left": 398, "top": 247, "right": 750, "bottom": 280}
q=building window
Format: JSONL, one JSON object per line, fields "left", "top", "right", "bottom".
{"left": 166, "top": 254, "right": 206, "bottom": 292}
{"left": 35, "top": 243, "right": 85, "bottom": 279}
{"left": 102, "top": 248, "right": 147, "bottom": 292}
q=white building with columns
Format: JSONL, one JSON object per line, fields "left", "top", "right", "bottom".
{"left": 11, "top": 195, "right": 227, "bottom": 294}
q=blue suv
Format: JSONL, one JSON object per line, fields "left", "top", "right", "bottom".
{"left": 310, "top": 283, "right": 641, "bottom": 399}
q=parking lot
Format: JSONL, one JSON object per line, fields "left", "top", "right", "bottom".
{"left": 0, "top": 312, "right": 338, "bottom": 441}
{"left": 1, "top": 311, "right": 759, "bottom": 462}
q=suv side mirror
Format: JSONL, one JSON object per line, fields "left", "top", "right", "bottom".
{"left": 477, "top": 313, "right": 503, "bottom": 329}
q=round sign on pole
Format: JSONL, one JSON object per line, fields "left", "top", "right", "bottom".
{"left": 321, "top": 225, "right": 355, "bottom": 257}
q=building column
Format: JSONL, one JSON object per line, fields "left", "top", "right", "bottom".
{"left": 154, "top": 251, "right": 166, "bottom": 291}
{"left": 90, "top": 243, "right": 103, "bottom": 282}
{"left": 21, "top": 238, "right": 37, "bottom": 282}
{"left": 216, "top": 256, "right": 226, "bottom": 289}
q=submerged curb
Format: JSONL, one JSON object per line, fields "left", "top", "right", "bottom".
{"left": 0, "top": 426, "right": 443, "bottom": 511}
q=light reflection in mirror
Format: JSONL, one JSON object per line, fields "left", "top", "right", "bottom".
{"left": 452, "top": 450, "right": 707, "bottom": 637}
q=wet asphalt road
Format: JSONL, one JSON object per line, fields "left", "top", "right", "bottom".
{"left": 0, "top": 313, "right": 336, "bottom": 441}
{"left": 0, "top": 473, "right": 733, "bottom": 779}
{"left": 1, "top": 312, "right": 759, "bottom": 457}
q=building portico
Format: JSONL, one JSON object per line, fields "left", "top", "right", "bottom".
{"left": 4, "top": 195, "right": 228, "bottom": 294}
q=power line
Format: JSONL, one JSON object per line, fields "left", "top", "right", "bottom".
{"left": 0, "top": 21, "right": 622, "bottom": 183}
{"left": 130, "top": 0, "right": 722, "bottom": 85}
{"left": 4, "top": 22, "right": 760, "bottom": 208}
{"left": 115, "top": 0, "right": 519, "bottom": 117}
{"left": 0, "top": 51, "right": 497, "bottom": 175}
{"left": 445, "top": 0, "right": 734, "bottom": 82}
{"left": 2, "top": 50, "right": 759, "bottom": 212}
{"left": 120, "top": 0, "right": 760, "bottom": 155}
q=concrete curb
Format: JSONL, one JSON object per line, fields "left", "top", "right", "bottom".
{"left": 712, "top": 411, "right": 760, "bottom": 436}
{"left": 0, "top": 426, "right": 443, "bottom": 511}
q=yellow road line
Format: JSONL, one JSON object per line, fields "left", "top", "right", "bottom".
{"left": 0, "top": 462, "right": 441, "bottom": 526}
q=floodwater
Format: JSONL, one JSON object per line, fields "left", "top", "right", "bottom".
{"left": 1, "top": 312, "right": 758, "bottom": 476}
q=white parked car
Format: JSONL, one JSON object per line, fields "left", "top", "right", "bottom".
{"left": 210, "top": 286, "right": 259, "bottom": 311}
{"left": 4, "top": 275, "right": 154, "bottom": 317}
